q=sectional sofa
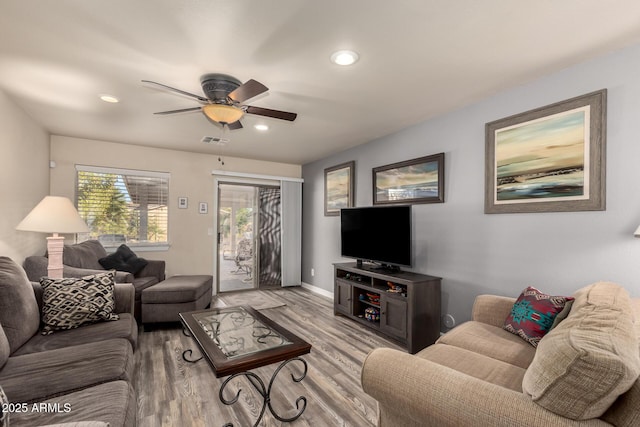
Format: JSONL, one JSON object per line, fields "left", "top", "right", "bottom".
{"left": 0, "top": 256, "right": 138, "bottom": 426}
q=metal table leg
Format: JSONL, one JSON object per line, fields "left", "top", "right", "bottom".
{"left": 219, "top": 357, "right": 308, "bottom": 427}
{"left": 181, "top": 326, "right": 204, "bottom": 363}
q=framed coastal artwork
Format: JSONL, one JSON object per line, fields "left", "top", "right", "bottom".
{"left": 485, "top": 89, "right": 606, "bottom": 214}
{"left": 373, "top": 153, "right": 445, "bottom": 205}
{"left": 324, "top": 161, "right": 355, "bottom": 216}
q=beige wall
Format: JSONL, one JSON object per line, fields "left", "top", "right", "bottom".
{"left": 50, "top": 135, "right": 301, "bottom": 276}
{"left": 0, "top": 90, "right": 50, "bottom": 263}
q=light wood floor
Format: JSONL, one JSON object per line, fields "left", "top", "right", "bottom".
{"left": 134, "top": 287, "right": 402, "bottom": 427}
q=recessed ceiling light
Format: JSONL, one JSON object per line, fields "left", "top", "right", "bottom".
{"left": 331, "top": 50, "right": 359, "bottom": 66}
{"left": 99, "top": 94, "right": 119, "bottom": 103}
{"left": 254, "top": 124, "right": 269, "bottom": 131}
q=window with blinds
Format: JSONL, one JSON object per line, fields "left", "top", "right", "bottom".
{"left": 75, "top": 165, "right": 169, "bottom": 248}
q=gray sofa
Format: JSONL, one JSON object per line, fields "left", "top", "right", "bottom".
{"left": 0, "top": 256, "right": 138, "bottom": 426}
{"left": 23, "top": 240, "right": 165, "bottom": 320}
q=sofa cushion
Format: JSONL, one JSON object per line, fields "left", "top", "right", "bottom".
{"left": 99, "top": 244, "right": 148, "bottom": 275}
{"left": 10, "top": 380, "right": 135, "bottom": 427}
{"left": 12, "top": 313, "right": 137, "bottom": 356}
{"left": 522, "top": 282, "right": 640, "bottom": 420}
{"left": 418, "top": 343, "right": 527, "bottom": 392}
{"left": 40, "top": 271, "right": 119, "bottom": 335}
{"left": 61, "top": 240, "right": 107, "bottom": 270}
{"left": 0, "top": 338, "right": 133, "bottom": 403}
{"left": 503, "top": 286, "right": 574, "bottom": 347}
{"left": 0, "top": 257, "right": 40, "bottom": 354}
{"left": 437, "top": 321, "right": 536, "bottom": 369}
{"left": 0, "top": 324, "right": 9, "bottom": 370}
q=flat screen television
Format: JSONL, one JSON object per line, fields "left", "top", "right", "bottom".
{"left": 340, "top": 205, "right": 412, "bottom": 269}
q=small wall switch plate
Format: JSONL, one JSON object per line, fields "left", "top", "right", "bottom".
{"left": 311, "top": 268, "right": 315, "bottom": 277}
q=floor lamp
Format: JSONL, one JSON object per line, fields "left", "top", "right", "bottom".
{"left": 16, "top": 196, "right": 90, "bottom": 279}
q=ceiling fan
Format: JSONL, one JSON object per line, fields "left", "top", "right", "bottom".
{"left": 142, "top": 73, "right": 297, "bottom": 130}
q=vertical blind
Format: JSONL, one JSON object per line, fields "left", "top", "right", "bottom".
{"left": 75, "top": 165, "right": 170, "bottom": 246}
{"left": 280, "top": 180, "right": 302, "bottom": 287}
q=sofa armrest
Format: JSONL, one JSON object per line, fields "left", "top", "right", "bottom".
{"left": 135, "top": 259, "right": 165, "bottom": 282}
{"left": 472, "top": 294, "right": 516, "bottom": 327}
{"left": 23, "top": 256, "right": 50, "bottom": 282}
{"left": 32, "top": 282, "right": 134, "bottom": 316}
{"left": 61, "top": 266, "right": 134, "bottom": 283}
{"left": 31, "top": 281, "right": 44, "bottom": 311}
{"left": 114, "top": 283, "right": 135, "bottom": 315}
{"left": 22, "top": 256, "right": 134, "bottom": 283}
{"left": 361, "top": 348, "right": 610, "bottom": 427}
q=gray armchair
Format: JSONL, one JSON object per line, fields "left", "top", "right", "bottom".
{"left": 23, "top": 240, "right": 165, "bottom": 320}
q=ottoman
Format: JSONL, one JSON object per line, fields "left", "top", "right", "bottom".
{"left": 141, "top": 275, "right": 213, "bottom": 324}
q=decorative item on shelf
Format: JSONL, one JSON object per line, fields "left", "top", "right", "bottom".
{"left": 358, "top": 294, "right": 366, "bottom": 302}
{"left": 386, "top": 281, "right": 407, "bottom": 296}
{"left": 364, "top": 307, "right": 380, "bottom": 322}
{"left": 366, "top": 293, "right": 380, "bottom": 305}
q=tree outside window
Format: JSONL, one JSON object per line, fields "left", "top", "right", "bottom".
{"left": 76, "top": 168, "right": 169, "bottom": 247}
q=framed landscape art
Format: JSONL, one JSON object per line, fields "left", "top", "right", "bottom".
{"left": 324, "top": 161, "right": 355, "bottom": 216}
{"left": 485, "top": 89, "right": 607, "bottom": 214}
{"left": 373, "top": 153, "right": 445, "bottom": 205}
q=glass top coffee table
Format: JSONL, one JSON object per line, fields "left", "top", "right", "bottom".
{"left": 179, "top": 305, "right": 312, "bottom": 427}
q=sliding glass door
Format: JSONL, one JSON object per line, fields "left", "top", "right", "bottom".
{"left": 217, "top": 183, "right": 282, "bottom": 293}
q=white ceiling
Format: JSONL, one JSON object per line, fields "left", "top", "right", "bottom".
{"left": 2, "top": 1, "right": 640, "bottom": 165}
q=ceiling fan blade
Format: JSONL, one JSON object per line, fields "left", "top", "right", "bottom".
{"left": 142, "top": 80, "right": 209, "bottom": 103}
{"left": 228, "top": 79, "right": 268, "bottom": 103}
{"left": 245, "top": 105, "right": 297, "bottom": 121}
{"left": 227, "top": 120, "right": 243, "bottom": 130}
{"left": 153, "top": 107, "right": 202, "bottom": 115}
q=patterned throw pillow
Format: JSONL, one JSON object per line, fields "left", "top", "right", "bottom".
{"left": 503, "top": 286, "right": 574, "bottom": 347}
{"left": 40, "top": 271, "right": 119, "bottom": 335}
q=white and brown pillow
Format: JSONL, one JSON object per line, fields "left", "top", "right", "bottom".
{"left": 40, "top": 271, "right": 119, "bottom": 335}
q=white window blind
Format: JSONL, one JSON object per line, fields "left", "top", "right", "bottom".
{"left": 75, "top": 165, "right": 169, "bottom": 248}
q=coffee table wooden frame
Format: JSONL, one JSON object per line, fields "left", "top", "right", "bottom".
{"left": 179, "top": 305, "right": 312, "bottom": 427}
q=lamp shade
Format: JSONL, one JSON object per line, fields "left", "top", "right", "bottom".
{"left": 202, "top": 104, "right": 244, "bottom": 124}
{"left": 16, "top": 196, "right": 90, "bottom": 234}
{"left": 635, "top": 224, "right": 640, "bottom": 237}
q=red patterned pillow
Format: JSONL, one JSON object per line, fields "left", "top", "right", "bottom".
{"left": 503, "top": 286, "right": 574, "bottom": 347}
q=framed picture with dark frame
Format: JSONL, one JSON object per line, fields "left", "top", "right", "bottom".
{"left": 485, "top": 89, "right": 606, "bottom": 214}
{"left": 324, "top": 161, "right": 355, "bottom": 216}
{"left": 373, "top": 153, "right": 445, "bottom": 205}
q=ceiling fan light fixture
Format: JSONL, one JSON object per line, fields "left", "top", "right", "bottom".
{"left": 202, "top": 104, "right": 244, "bottom": 124}
{"left": 331, "top": 50, "right": 359, "bottom": 66}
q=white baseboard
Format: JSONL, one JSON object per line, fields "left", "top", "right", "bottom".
{"left": 301, "top": 281, "right": 334, "bottom": 300}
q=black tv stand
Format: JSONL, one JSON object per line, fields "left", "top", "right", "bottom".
{"left": 333, "top": 262, "right": 441, "bottom": 354}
